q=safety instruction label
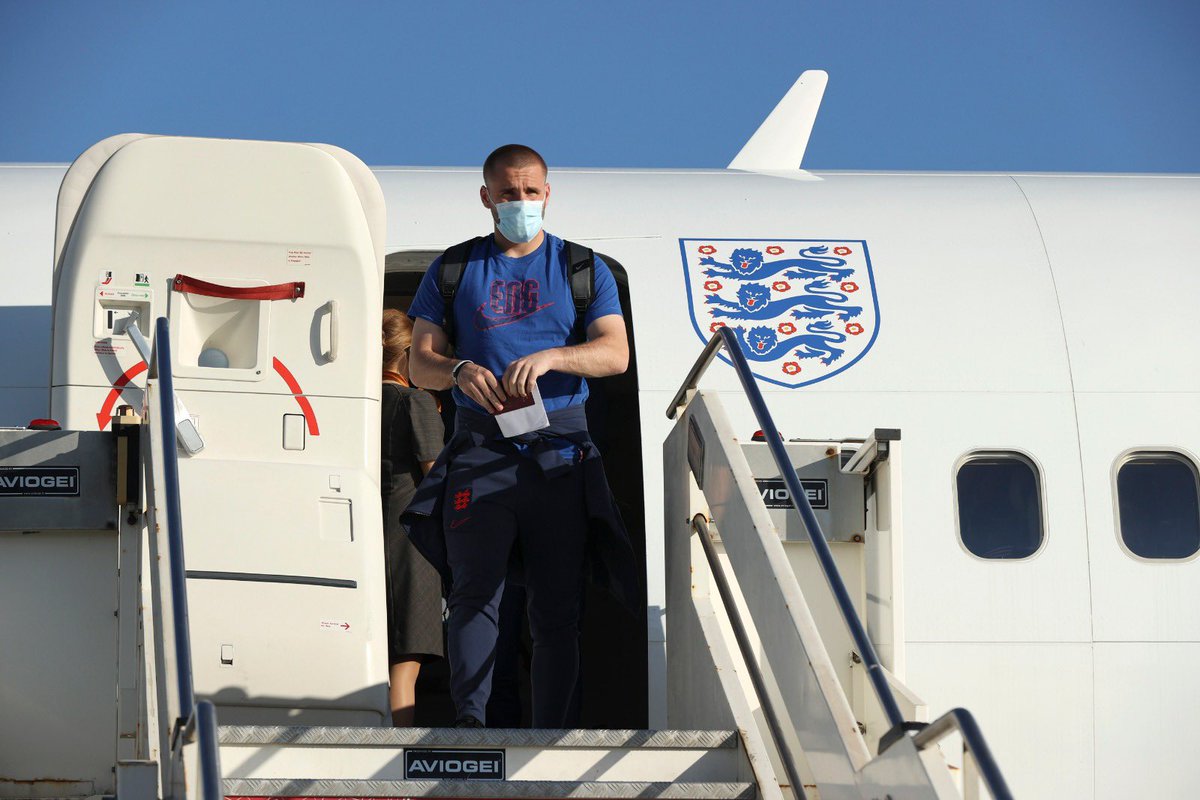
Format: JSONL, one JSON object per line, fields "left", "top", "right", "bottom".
{"left": 97, "top": 287, "right": 152, "bottom": 302}
{"left": 0, "top": 467, "right": 80, "bottom": 497}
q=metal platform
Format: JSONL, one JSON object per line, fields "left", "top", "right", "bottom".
{"left": 223, "top": 778, "right": 757, "bottom": 799}
{"left": 218, "top": 726, "right": 751, "bottom": 793}
{"left": 218, "top": 726, "right": 738, "bottom": 749}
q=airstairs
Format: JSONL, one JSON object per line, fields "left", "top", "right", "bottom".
{"left": 0, "top": 318, "right": 1013, "bottom": 800}
{"left": 0, "top": 135, "right": 1013, "bottom": 800}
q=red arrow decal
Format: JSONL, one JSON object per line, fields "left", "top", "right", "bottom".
{"left": 272, "top": 357, "right": 320, "bottom": 436}
{"left": 342, "top": 622, "right": 350, "bottom": 631}
{"left": 97, "top": 361, "right": 149, "bottom": 430}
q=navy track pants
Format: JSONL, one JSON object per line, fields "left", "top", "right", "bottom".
{"left": 441, "top": 440, "right": 587, "bottom": 727}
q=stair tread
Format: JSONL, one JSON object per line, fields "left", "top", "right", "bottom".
{"left": 223, "top": 778, "right": 756, "bottom": 799}
{"left": 218, "top": 726, "right": 738, "bottom": 749}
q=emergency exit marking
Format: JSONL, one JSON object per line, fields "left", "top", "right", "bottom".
{"left": 320, "top": 620, "right": 351, "bottom": 632}
{"left": 0, "top": 467, "right": 80, "bottom": 497}
{"left": 755, "top": 477, "right": 829, "bottom": 510}
{"left": 105, "top": 308, "right": 135, "bottom": 332}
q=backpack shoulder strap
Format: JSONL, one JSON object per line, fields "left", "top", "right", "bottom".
{"left": 437, "top": 236, "right": 484, "bottom": 346}
{"left": 563, "top": 239, "right": 595, "bottom": 340}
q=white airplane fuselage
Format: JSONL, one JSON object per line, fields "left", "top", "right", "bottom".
{"left": 1, "top": 162, "right": 1198, "bottom": 800}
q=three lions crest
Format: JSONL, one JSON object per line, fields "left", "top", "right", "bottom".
{"left": 680, "top": 239, "right": 880, "bottom": 388}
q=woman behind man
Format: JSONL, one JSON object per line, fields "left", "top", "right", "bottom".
{"left": 381, "top": 309, "right": 445, "bottom": 725}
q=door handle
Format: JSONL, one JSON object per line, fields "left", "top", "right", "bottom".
{"left": 322, "top": 300, "right": 339, "bottom": 362}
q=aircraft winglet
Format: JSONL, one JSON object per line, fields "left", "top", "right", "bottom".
{"left": 728, "top": 70, "right": 828, "bottom": 171}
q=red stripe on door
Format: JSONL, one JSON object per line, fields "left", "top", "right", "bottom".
{"left": 272, "top": 357, "right": 320, "bottom": 436}
{"left": 96, "top": 361, "right": 149, "bottom": 430}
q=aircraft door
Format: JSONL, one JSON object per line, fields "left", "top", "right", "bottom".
{"left": 51, "top": 135, "right": 390, "bottom": 725}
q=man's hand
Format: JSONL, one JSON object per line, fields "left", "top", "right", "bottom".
{"left": 456, "top": 361, "right": 508, "bottom": 413}
{"left": 502, "top": 350, "right": 560, "bottom": 398}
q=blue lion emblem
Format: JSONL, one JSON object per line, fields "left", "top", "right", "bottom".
{"left": 700, "top": 246, "right": 853, "bottom": 282}
{"left": 732, "top": 321, "right": 848, "bottom": 365}
{"left": 706, "top": 280, "right": 862, "bottom": 322}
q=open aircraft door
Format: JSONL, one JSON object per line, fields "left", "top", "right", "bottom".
{"left": 50, "top": 135, "right": 390, "bottom": 724}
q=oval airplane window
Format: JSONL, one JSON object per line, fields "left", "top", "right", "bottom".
{"left": 955, "top": 452, "right": 1044, "bottom": 560}
{"left": 1116, "top": 452, "right": 1200, "bottom": 560}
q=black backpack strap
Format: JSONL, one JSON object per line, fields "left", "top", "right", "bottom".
{"left": 563, "top": 239, "right": 595, "bottom": 341}
{"left": 437, "top": 236, "right": 484, "bottom": 347}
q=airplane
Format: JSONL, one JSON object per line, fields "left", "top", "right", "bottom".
{"left": 0, "top": 71, "right": 1197, "bottom": 800}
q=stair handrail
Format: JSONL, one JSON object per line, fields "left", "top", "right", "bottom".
{"left": 691, "top": 514, "right": 808, "bottom": 799}
{"left": 667, "top": 326, "right": 906, "bottom": 733}
{"left": 150, "top": 316, "right": 222, "bottom": 800}
{"left": 913, "top": 709, "right": 1014, "bottom": 800}
{"left": 668, "top": 329, "right": 1015, "bottom": 798}
{"left": 193, "top": 700, "right": 222, "bottom": 800}
{"left": 153, "top": 316, "right": 197, "bottom": 729}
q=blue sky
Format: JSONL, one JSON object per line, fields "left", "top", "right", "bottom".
{"left": 1, "top": 1, "right": 1197, "bottom": 172}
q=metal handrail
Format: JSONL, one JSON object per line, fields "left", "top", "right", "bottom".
{"left": 913, "top": 709, "right": 1014, "bottom": 800}
{"left": 667, "top": 327, "right": 906, "bottom": 732}
{"left": 668, "top": 329, "right": 1014, "bottom": 797}
{"left": 193, "top": 700, "right": 223, "bottom": 800}
{"left": 692, "top": 515, "right": 808, "bottom": 799}
{"left": 153, "top": 316, "right": 197, "bottom": 727}
{"left": 151, "top": 317, "right": 222, "bottom": 798}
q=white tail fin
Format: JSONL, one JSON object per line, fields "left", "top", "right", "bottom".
{"left": 728, "top": 70, "right": 828, "bottom": 171}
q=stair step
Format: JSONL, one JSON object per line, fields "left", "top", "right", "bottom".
{"left": 218, "top": 727, "right": 745, "bottom": 785}
{"left": 218, "top": 727, "right": 738, "bottom": 749}
{"left": 223, "top": 778, "right": 757, "bottom": 799}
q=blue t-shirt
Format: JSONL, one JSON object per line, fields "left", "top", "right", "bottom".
{"left": 407, "top": 233, "right": 624, "bottom": 415}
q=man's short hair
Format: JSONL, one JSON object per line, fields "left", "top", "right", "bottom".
{"left": 483, "top": 144, "right": 548, "bottom": 183}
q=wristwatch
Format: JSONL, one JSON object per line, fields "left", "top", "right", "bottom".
{"left": 451, "top": 359, "right": 474, "bottom": 387}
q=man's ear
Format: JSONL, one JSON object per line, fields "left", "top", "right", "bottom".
{"left": 543, "top": 182, "right": 551, "bottom": 214}
{"left": 479, "top": 184, "right": 492, "bottom": 209}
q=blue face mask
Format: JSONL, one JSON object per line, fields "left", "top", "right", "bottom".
{"left": 491, "top": 195, "right": 544, "bottom": 243}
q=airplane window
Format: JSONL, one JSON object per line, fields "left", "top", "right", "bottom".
{"left": 956, "top": 453, "right": 1043, "bottom": 559}
{"left": 1116, "top": 453, "right": 1200, "bottom": 560}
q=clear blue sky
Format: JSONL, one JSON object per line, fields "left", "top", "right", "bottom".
{"left": 1, "top": 1, "right": 1197, "bottom": 172}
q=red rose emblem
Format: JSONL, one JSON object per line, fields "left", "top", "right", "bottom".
{"left": 698, "top": 245, "right": 717, "bottom": 255}
{"left": 704, "top": 280, "right": 722, "bottom": 291}
{"left": 846, "top": 323, "right": 864, "bottom": 335}
{"left": 840, "top": 281, "right": 859, "bottom": 293}
{"left": 772, "top": 281, "right": 791, "bottom": 292}
{"left": 782, "top": 362, "right": 801, "bottom": 375}
{"left": 709, "top": 322, "right": 726, "bottom": 332}
{"left": 766, "top": 245, "right": 784, "bottom": 255}
{"left": 777, "top": 322, "right": 796, "bottom": 335}
{"left": 833, "top": 246, "right": 853, "bottom": 256}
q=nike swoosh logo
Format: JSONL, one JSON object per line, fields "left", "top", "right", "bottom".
{"left": 473, "top": 301, "right": 555, "bottom": 331}
{"left": 449, "top": 517, "right": 471, "bottom": 529}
